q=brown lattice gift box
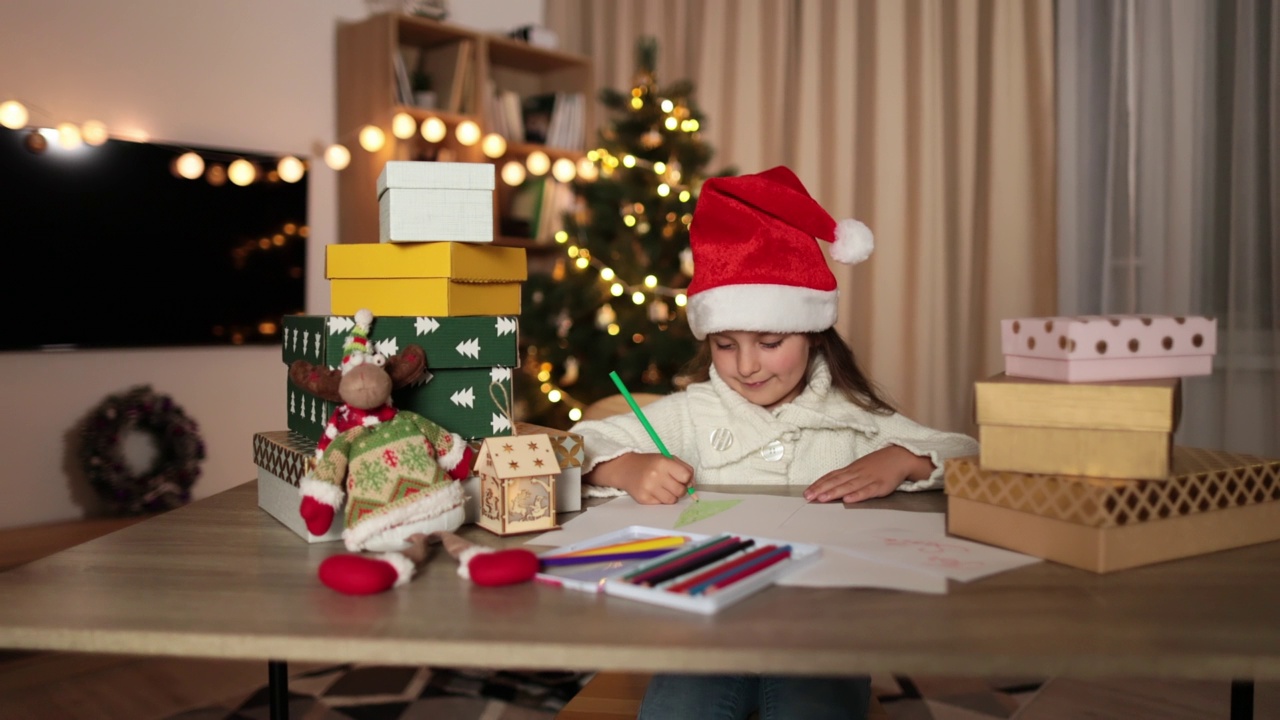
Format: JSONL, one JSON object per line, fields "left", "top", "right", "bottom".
{"left": 945, "top": 447, "right": 1280, "bottom": 573}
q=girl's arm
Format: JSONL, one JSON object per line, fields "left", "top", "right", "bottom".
{"left": 586, "top": 452, "right": 696, "bottom": 505}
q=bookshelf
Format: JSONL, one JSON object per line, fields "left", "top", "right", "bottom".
{"left": 336, "top": 13, "right": 594, "bottom": 250}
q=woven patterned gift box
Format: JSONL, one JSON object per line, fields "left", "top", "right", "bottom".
{"left": 1001, "top": 315, "right": 1216, "bottom": 383}
{"left": 945, "top": 447, "right": 1280, "bottom": 572}
{"left": 252, "top": 430, "right": 342, "bottom": 543}
{"left": 283, "top": 313, "right": 517, "bottom": 442}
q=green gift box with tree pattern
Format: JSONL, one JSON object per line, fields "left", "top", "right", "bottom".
{"left": 283, "top": 314, "right": 517, "bottom": 441}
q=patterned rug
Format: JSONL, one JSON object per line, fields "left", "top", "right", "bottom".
{"left": 162, "top": 663, "right": 1048, "bottom": 720}
{"left": 165, "top": 664, "right": 592, "bottom": 720}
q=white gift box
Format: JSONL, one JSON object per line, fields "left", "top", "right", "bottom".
{"left": 378, "top": 187, "right": 494, "bottom": 243}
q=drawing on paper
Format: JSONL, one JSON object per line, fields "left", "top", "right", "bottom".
{"left": 674, "top": 499, "right": 742, "bottom": 528}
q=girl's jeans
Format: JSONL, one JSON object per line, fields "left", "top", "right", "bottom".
{"left": 637, "top": 673, "right": 871, "bottom": 720}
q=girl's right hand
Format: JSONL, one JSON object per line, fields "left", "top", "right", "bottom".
{"left": 587, "top": 452, "right": 696, "bottom": 505}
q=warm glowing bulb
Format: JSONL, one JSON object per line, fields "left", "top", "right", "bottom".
{"left": 654, "top": 161, "right": 666, "bottom": 175}
{"left": 644, "top": 275, "right": 658, "bottom": 288}
{"left": 623, "top": 215, "right": 636, "bottom": 227}
{"left": 277, "top": 156, "right": 305, "bottom": 183}
{"left": 607, "top": 323, "right": 620, "bottom": 335}
{"left": 548, "top": 390, "right": 563, "bottom": 403}
{"left": 665, "top": 117, "right": 678, "bottom": 131}
{"left": 622, "top": 155, "right": 636, "bottom": 168}
{"left": 0, "top": 100, "right": 28, "bottom": 129}
{"left": 421, "top": 117, "right": 447, "bottom": 143}
{"left": 632, "top": 291, "right": 645, "bottom": 305}
{"left": 675, "top": 293, "right": 687, "bottom": 307}
{"left": 501, "top": 160, "right": 526, "bottom": 186}
{"left": 599, "top": 268, "right": 615, "bottom": 281}
{"left": 324, "top": 144, "right": 351, "bottom": 170}
{"left": 630, "top": 97, "right": 643, "bottom": 110}
{"left": 661, "top": 99, "right": 675, "bottom": 112}
{"left": 358, "top": 125, "right": 385, "bottom": 152}
{"left": 175, "top": 152, "right": 205, "bottom": 179}
{"left": 679, "top": 190, "right": 691, "bottom": 202}
{"left": 391, "top": 112, "right": 417, "bottom": 139}
{"left": 610, "top": 283, "right": 624, "bottom": 296}
{"left": 687, "top": 119, "right": 700, "bottom": 132}
{"left": 455, "top": 119, "right": 481, "bottom": 146}
{"left": 577, "top": 158, "right": 598, "bottom": 181}
{"left": 568, "top": 407, "right": 582, "bottom": 422}
{"left": 228, "top": 158, "right": 257, "bottom": 186}
{"left": 526, "top": 150, "right": 550, "bottom": 176}
{"left": 575, "top": 257, "right": 590, "bottom": 269}
{"left": 481, "top": 133, "right": 507, "bottom": 158}
{"left": 56, "top": 122, "right": 82, "bottom": 149}
{"left": 567, "top": 245, "right": 579, "bottom": 257}
{"left": 657, "top": 183, "right": 671, "bottom": 197}
{"left": 554, "top": 230, "right": 568, "bottom": 244}
{"left": 81, "top": 120, "right": 108, "bottom": 146}
{"left": 551, "top": 157, "right": 576, "bottom": 182}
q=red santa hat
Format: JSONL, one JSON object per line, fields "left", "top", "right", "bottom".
{"left": 685, "top": 166, "right": 874, "bottom": 340}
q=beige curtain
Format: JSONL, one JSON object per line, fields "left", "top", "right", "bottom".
{"left": 546, "top": 0, "right": 1057, "bottom": 435}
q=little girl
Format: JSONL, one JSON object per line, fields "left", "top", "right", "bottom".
{"left": 569, "top": 166, "right": 979, "bottom": 720}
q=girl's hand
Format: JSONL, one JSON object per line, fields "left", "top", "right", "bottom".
{"left": 803, "top": 445, "right": 935, "bottom": 504}
{"left": 586, "top": 452, "right": 696, "bottom": 505}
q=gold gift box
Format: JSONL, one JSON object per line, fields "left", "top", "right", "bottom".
{"left": 975, "top": 373, "right": 1180, "bottom": 480}
{"left": 945, "top": 448, "right": 1280, "bottom": 573}
{"left": 326, "top": 242, "right": 526, "bottom": 317}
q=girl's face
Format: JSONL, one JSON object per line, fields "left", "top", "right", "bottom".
{"left": 708, "top": 331, "right": 812, "bottom": 410}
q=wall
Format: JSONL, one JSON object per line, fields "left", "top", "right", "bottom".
{"left": 0, "top": 0, "right": 542, "bottom": 529}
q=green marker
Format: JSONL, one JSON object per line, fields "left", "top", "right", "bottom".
{"left": 608, "top": 371, "right": 699, "bottom": 502}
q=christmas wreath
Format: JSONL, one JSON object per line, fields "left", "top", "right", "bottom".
{"left": 80, "top": 385, "right": 206, "bottom": 515}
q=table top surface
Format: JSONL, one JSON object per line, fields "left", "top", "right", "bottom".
{"left": 0, "top": 481, "right": 1278, "bottom": 680}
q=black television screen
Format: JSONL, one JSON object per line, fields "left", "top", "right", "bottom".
{"left": 0, "top": 128, "right": 307, "bottom": 350}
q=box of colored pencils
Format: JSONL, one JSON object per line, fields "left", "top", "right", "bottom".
{"left": 534, "top": 526, "right": 821, "bottom": 614}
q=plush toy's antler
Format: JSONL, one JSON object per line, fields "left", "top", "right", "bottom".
{"left": 317, "top": 532, "right": 540, "bottom": 595}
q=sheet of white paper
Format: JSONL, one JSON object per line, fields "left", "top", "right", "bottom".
{"left": 827, "top": 528, "right": 1042, "bottom": 582}
{"left": 777, "top": 550, "right": 949, "bottom": 594}
{"left": 525, "top": 491, "right": 1039, "bottom": 587}
{"left": 676, "top": 492, "right": 807, "bottom": 536}
{"left": 773, "top": 504, "right": 946, "bottom": 547}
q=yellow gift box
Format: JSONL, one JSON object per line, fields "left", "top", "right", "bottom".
{"left": 975, "top": 373, "right": 1179, "bottom": 480}
{"left": 326, "top": 242, "right": 526, "bottom": 316}
{"left": 945, "top": 448, "right": 1280, "bottom": 573}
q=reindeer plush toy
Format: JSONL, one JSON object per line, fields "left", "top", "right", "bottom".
{"left": 288, "top": 309, "right": 485, "bottom": 594}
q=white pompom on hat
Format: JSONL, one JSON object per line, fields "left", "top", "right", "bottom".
{"left": 685, "top": 166, "right": 874, "bottom": 340}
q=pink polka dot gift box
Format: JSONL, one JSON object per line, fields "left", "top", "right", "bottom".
{"left": 1001, "top": 315, "right": 1217, "bottom": 383}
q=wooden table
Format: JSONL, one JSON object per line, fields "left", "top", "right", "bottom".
{"left": 0, "top": 482, "right": 1276, "bottom": 719}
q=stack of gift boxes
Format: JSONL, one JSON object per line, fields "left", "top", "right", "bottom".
{"left": 946, "top": 314, "right": 1280, "bottom": 573}
{"left": 254, "top": 161, "right": 584, "bottom": 542}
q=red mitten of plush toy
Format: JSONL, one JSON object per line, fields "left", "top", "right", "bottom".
{"left": 299, "top": 495, "right": 336, "bottom": 536}
{"left": 318, "top": 553, "right": 415, "bottom": 595}
{"left": 298, "top": 476, "right": 344, "bottom": 536}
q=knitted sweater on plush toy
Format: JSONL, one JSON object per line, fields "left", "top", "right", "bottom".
{"left": 300, "top": 410, "right": 471, "bottom": 553}
{"left": 314, "top": 403, "right": 397, "bottom": 458}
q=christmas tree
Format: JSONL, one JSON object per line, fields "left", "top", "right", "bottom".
{"left": 517, "top": 37, "right": 734, "bottom": 429}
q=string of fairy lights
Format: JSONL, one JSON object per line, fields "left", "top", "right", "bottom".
{"left": 2, "top": 82, "right": 703, "bottom": 419}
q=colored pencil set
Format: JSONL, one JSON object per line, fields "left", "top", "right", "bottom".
{"left": 535, "top": 527, "right": 820, "bottom": 614}
{"left": 620, "top": 534, "right": 793, "bottom": 596}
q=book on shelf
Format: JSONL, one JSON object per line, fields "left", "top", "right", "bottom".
{"left": 403, "top": 39, "right": 472, "bottom": 113}
{"left": 393, "top": 47, "right": 414, "bottom": 106}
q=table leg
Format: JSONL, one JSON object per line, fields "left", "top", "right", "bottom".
{"left": 268, "top": 660, "right": 289, "bottom": 720}
{"left": 1231, "top": 680, "right": 1254, "bottom": 720}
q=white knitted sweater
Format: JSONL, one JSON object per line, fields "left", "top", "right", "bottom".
{"left": 570, "top": 356, "right": 979, "bottom": 497}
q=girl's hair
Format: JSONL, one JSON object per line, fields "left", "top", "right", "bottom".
{"left": 676, "top": 328, "right": 898, "bottom": 414}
